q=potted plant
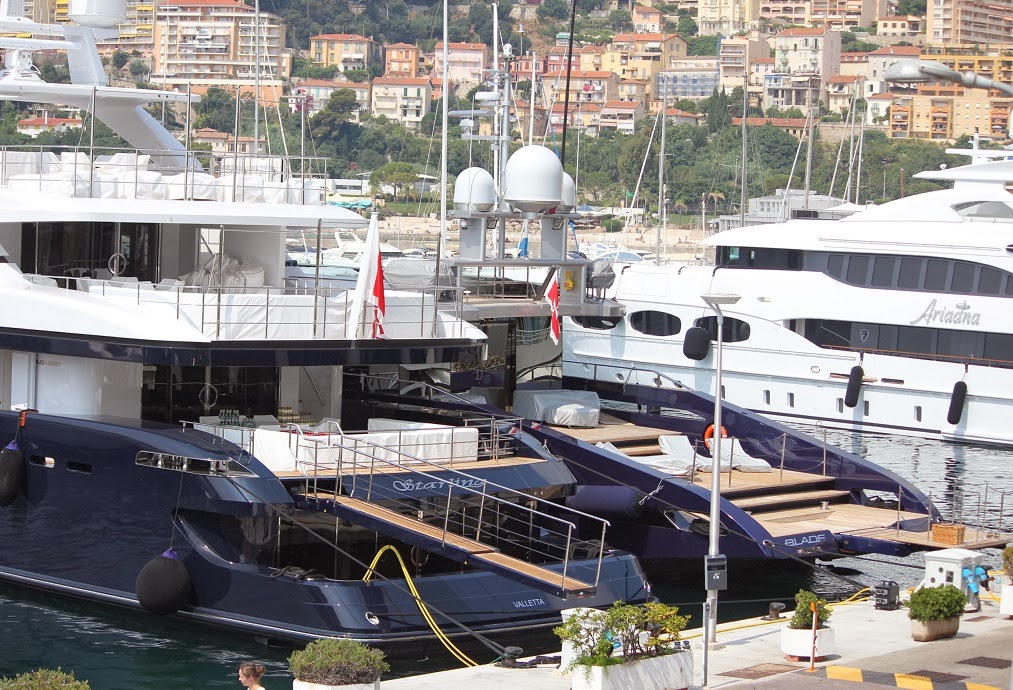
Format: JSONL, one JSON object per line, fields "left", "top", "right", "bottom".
{"left": 288, "top": 638, "right": 389, "bottom": 690}
{"left": 1001, "top": 545, "right": 1013, "bottom": 617}
{"left": 554, "top": 601, "right": 693, "bottom": 690}
{"left": 0, "top": 668, "right": 90, "bottom": 689}
{"left": 907, "top": 584, "right": 967, "bottom": 642}
{"left": 779, "top": 589, "right": 835, "bottom": 661}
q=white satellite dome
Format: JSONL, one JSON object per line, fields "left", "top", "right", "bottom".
{"left": 558, "top": 172, "right": 576, "bottom": 213}
{"left": 69, "top": 0, "right": 126, "bottom": 28}
{"left": 453, "top": 167, "right": 496, "bottom": 211}
{"left": 504, "top": 145, "right": 562, "bottom": 213}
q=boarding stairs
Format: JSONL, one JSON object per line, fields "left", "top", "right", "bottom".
{"left": 283, "top": 422, "right": 605, "bottom": 598}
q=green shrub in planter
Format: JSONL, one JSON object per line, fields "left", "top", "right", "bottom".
{"left": 787, "top": 590, "right": 832, "bottom": 630}
{"left": 289, "top": 638, "right": 389, "bottom": 685}
{"left": 0, "top": 668, "right": 90, "bottom": 690}
{"left": 553, "top": 601, "right": 689, "bottom": 670}
{"left": 907, "top": 585, "right": 966, "bottom": 622}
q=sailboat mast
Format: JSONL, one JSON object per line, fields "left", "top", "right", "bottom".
{"left": 657, "top": 79, "right": 667, "bottom": 262}
{"left": 803, "top": 85, "right": 814, "bottom": 209}
{"left": 438, "top": 0, "right": 449, "bottom": 260}
{"left": 253, "top": 0, "right": 260, "bottom": 150}
{"left": 739, "top": 72, "right": 747, "bottom": 227}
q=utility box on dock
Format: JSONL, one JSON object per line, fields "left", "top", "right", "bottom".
{"left": 873, "top": 581, "right": 900, "bottom": 610}
{"left": 923, "top": 548, "right": 983, "bottom": 596}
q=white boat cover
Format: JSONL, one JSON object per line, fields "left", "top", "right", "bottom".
{"left": 513, "top": 390, "right": 600, "bottom": 427}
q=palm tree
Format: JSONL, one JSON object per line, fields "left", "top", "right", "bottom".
{"left": 707, "top": 191, "right": 726, "bottom": 213}
{"left": 672, "top": 199, "right": 688, "bottom": 219}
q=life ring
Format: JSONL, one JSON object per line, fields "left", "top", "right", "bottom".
{"left": 703, "top": 424, "right": 728, "bottom": 450}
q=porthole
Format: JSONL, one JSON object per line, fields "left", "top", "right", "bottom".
{"left": 629, "top": 310, "right": 681, "bottom": 337}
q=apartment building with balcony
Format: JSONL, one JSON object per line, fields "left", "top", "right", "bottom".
{"left": 433, "top": 42, "right": 487, "bottom": 95}
{"left": 600, "top": 100, "right": 645, "bottom": 134}
{"left": 602, "top": 33, "right": 688, "bottom": 102}
{"left": 370, "top": 76, "right": 432, "bottom": 130}
{"left": 809, "top": 0, "right": 882, "bottom": 30}
{"left": 719, "top": 30, "right": 768, "bottom": 90}
{"left": 511, "top": 52, "right": 546, "bottom": 82}
{"left": 97, "top": 0, "right": 156, "bottom": 53}
{"left": 926, "top": 0, "right": 1013, "bottom": 47}
{"left": 757, "top": 0, "right": 811, "bottom": 26}
{"left": 618, "top": 78, "right": 649, "bottom": 104}
{"left": 310, "top": 34, "right": 380, "bottom": 73}
{"left": 877, "top": 14, "right": 923, "bottom": 37}
{"left": 543, "top": 70, "right": 618, "bottom": 107}
{"left": 887, "top": 86, "right": 1013, "bottom": 141}
{"left": 546, "top": 45, "right": 580, "bottom": 74}
{"left": 548, "top": 102, "right": 601, "bottom": 137}
{"left": 866, "top": 44, "right": 919, "bottom": 95}
{"left": 698, "top": 0, "right": 760, "bottom": 35}
{"left": 657, "top": 58, "right": 720, "bottom": 100}
{"left": 290, "top": 78, "right": 370, "bottom": 120}
{"left": 632, "top": 5, "right": 665, "bottom": 32}
{"left": 919, "top": 47, "right": 1013, "bottom": 89}
{"left": 579, "top": 45, "right": 606, "bottom": 73}
{"left": 772, "top": 27, "right": 840, "bottom": 78}
{"left": 825, "top": 74, "right": 865, "bottom": 115}
{"left": 152, "top": 0, "right": 289, "bottom": 104}
{"left": 384, "top": 43, "right": 421, "bottom": 77}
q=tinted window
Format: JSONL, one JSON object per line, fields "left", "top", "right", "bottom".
{"left": 571, "top": 316, "right": 621, "bottom": 330}
{"left": 827, "top": 254, "right": 845, "bottom": 279}
{"left": 871, "top": 257, "right": 896, "bottom": 287}
{"left": 984, "top": 333, "right": 1013, "bottom": 362}
{"left": 925, "top": 260, "right": 949, "bottom": 290}
{"left": 846, "top": 255, "right": 870, "bottom": 284}
{"left": 898, "top": 326, "right": 935, "bottom": 355}
{"left": 979, "top": 267, "right": 1002, "bottom": 295}
{"left": 937, "top": 330, "right": 981, "bottom": 359}
{"left": 629, "top": 310, "right": 681, "bottom": 336}
{"left": 951, "top": 262, "right": 975, "bottom": 292}
{"left": 695, "top": 316, "right": 751, "bottom": 343}
{"left": 897, "top": 258, "right": 922, "bottom": 289}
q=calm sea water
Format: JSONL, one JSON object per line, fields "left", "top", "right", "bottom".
{"left": 1, "top": 429, "right": 1010, "bottom": 688}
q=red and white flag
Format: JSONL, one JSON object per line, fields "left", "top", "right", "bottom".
{"left": 370, "top": 246, "right": 386, "bottom": 339}
{"left": 546, "top": 274, "right": 560, "bottom": 345}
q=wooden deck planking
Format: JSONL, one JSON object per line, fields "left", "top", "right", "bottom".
{"left": 750, "top": 503, "right": 929, "bottom": 538}
{"left": 688, "top": 468, "right": 835, "bottom": 495}
{"left": 845, "top": 526, "right": 1013, "bottom": 550}
{"left": 732, "top": 489, "right": 851, "bottom": 511}
{"left": 471, "top": 552, "right": 592, "bottom": 591}
{"left": 552, "top": 422, "right": 668, "bottom": 445}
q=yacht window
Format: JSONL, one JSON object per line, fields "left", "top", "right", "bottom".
{"left": 951, "top": 262, "right": 975, "bottom": 293}
{"left": 629, "top": 310, "right": 681, "bottom": 337}
{"left": 984, "top": 333, "right": 1013, "bottom": 363}
{"left": 979, "top": 267, "right": 1002, "bottom": 295}
{"left": 827, "top": 254, "right": 845, "bottom": 279}
{"left": 571, "top": 315, "right": 621, "bottom": 330}
{"left": 898, "top": 326, "right": 935, "bottom": 355}
{"left": 924, "top": 260, "right": 949, "bottom": 291}
{"left": 937, "top": 330, "right": 982, "bottom": 359}
{"left": 871, "top": 257, "right": 896, "bottom": 287}
{"left": 846, "top": 255, "right": 870, "bottom": 284}
{"left": 897, "top": 258, "right": 922, "bottom": 289}
{"left": 952, "top": 200, "right": 1013, "bottom": 219}
{"left": 694, "top": 316, "right": 751, "bottom": 343}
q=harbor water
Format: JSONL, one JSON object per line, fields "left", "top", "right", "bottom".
{"left": 0, "top": 429, "right": 1010, "bottom": 689}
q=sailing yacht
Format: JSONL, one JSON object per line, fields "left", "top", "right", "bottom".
{"left": 564, "top": 145, "right": 1013, "bottom": 445}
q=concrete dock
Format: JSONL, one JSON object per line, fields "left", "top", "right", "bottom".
{"left": 381, "top": 592, "right": 1012, "bottom": 689}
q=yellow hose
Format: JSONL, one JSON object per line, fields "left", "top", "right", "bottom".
{"left": 362, "top": 545, "right": 479, "bottom": 667}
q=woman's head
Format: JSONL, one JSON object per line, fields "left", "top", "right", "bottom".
{"left": 238, "top": 662, "right": 265, "bottom": 686}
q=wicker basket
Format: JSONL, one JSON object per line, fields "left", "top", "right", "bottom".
{"left": 931, "top": 523, "right": 966, "bottom": 545}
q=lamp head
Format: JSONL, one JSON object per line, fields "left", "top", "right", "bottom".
{"left": 884, "top": 60, "right": 960, "bottom": 86}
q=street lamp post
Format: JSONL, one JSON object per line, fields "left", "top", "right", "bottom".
{"left": 884, "top": 59, "right": 1013, "bottom": 97}
{"left": 700, "top": 292, "right": 741, "bottom": 688}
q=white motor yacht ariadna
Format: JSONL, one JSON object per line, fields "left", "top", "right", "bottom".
{"left": 565, "top": 151, "right": 1013, "bottom": 445}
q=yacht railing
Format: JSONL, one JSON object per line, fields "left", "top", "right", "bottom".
{"left": 0, "top": 144, "right": 329, "bottom": 205}
{"left": 27, "top": 274, "right": 470, "bottom": 341}
{"left": 290, "top": 424, "right": 609, "bottom": 589}
{"left": 196, "top": 417, "right": 610, "bottom": 589}
{"left": 452, "top": 258, "right": 594, "bottom": 302}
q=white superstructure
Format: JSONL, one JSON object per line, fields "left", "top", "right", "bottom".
{"left": 565, "top": 151, "right": 1013, "bottom": 445}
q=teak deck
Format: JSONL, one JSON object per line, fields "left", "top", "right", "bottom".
{"left": 326, "top": 494, "right": 592, "bottom": 592}
{"left": 549, "top": 421, "right": 673, "bottom": 445}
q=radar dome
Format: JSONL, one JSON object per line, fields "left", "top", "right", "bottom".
{"left": 558, "top": 172, "right": 576, "bottom": 212}
{"left": 453, "top": 167, "right": 496, "bottom": 211}
{"left": 505, "top": 146, "right": 562, "bottom": 213}
{"left": 69, "top": 0, "right": 127, "bottom": 28}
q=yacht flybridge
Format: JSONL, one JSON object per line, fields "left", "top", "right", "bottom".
{"left": 565, "top": 146, "right": 1013, "bottom": 446}
{"left": 0, "top": 0, "right": 652, "bottom": 654}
